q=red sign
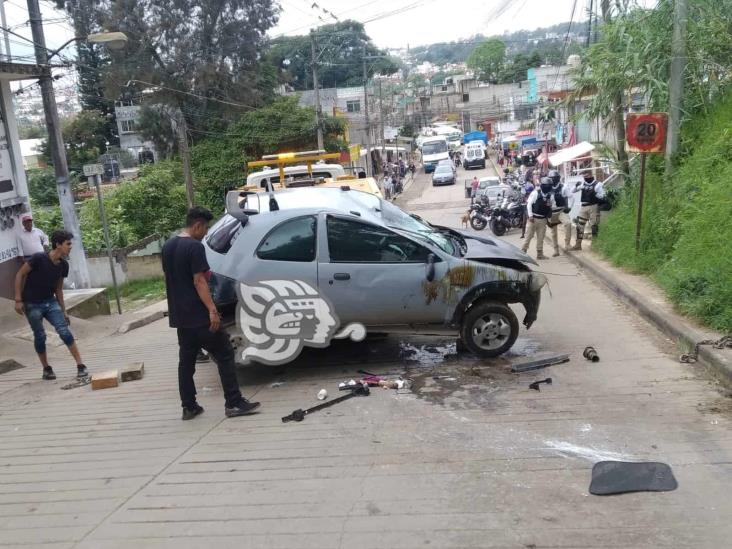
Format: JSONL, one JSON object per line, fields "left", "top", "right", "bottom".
{"left": 626, "top": 113, "right": 668, "bottom": 153}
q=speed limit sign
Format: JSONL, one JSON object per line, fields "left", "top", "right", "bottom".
{"left": 626, "top": 113, "right": 668, "bottom": 153}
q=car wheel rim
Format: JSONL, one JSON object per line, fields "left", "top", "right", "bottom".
{"left": 471, "top": 313, "right": 512, "bottom": 350}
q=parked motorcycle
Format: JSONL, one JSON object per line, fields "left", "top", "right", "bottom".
{"left": 490, "top": 194, "right": 525, "bottom": 236}
{"left": 469, "top": 197, "right": 492, "bottom": 231}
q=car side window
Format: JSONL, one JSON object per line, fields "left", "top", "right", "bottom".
{"left": 327, "top": 216, "right": 431, "bottom": 263}
{"left": 257, "top": 216, "right": 317, "bottom": 262}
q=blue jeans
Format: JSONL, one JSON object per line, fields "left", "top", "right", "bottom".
{"left": 24, "top": 298, "right": 74, "bottom": 354}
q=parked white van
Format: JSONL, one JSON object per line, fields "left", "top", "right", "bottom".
{"left": 246, "top": 163, "right": 346, "bottom": 189}
{"left": 463, "top": 141, "right": 486, "bottom": 170}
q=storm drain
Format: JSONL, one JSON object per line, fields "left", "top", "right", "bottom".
{"left": 0, "top": 359, "right": 26, "bottom": 375}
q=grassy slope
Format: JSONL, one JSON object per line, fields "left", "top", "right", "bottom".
{"left": 594, "top": 91, "right": 732, "bottom": 332}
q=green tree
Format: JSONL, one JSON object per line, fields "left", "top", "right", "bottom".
{"left": 100, "top": 0, "right": 280, "bottom": 135}
{"left": 467, "top": 39, "right": 506, "bottom": 83}
{"left": 268, "top": 20, "right": 399, "bottom": 90}
{"left": 27, "top": 169, "right": 58, "bottom": 207}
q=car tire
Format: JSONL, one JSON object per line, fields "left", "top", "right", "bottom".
{"left": 460, "top": 301, "right": 519, "bottom": 358}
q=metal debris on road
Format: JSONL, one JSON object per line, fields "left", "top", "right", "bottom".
{"left": 60, "top": 376, "right": 92, "bottom": 390}
{"left": 583, "top": 346, "right": 600, "bottom": 362}
{"left": 510, "top": 354, "right": 570, "bottom": 373}
{"left": 270, "top": 381, "right": 286, "bottom": 388}
{"left": 317, "top": 389, "right": 328, "bottom": 400}
{"left": 282, "top": 384, "right": 370, "bottom": 423}
{"left": 529, "top": 377, "right": 552, "bottom": 391}
{"left": 679, "top": 335, "right": 732, "bottom": 363}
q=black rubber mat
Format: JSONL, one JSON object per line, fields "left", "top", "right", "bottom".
{"left": 590, "top": 461, "right": 678, "bottom": 495}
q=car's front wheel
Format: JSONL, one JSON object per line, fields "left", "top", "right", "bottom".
{"left": 460, "top": 301, "right": 519, "bottom": 357}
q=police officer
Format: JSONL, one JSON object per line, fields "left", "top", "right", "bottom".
{"left": 547, "top": 169, "right": 574, "bottom": 255}
{"left": 571, "top": 170, "right": 605, "bottom": 250}
{"left": 521, "top": 177, "right": 555, "bottom": 260}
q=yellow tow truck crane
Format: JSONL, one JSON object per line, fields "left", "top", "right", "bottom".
{"left": 243, "top": 148, "right": 382, "bottom": 198}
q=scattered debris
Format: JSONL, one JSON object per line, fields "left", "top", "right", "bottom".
{"left": 317, "top": 389, "right": 328, "bottom": 400}
{"left": 61, "top": 376, "right": 92, "bottom": 390}
{"left": 590, "top": 461, "right": 678, "bottom": 495}
{"left": 270, "top": 381, "right": 286, "bottom": 388}
{"left": 529, "top": 377, "right": 552, "bottom": 391}
{"left": 583, "top": 346, "right": 600, "bottom": 362}
{"left": 121, "top": 362, "right": 144, "bottom": 382}
{"left": 91, "top": 370, "right": 119, "bottom": 390}
{"left": 282, "top": 384, "right": 370, "bottom": 423}
{"left": 511, "top": 354, "right": 569, "bottom": 373}
{"left": 679, "top": 335, "right": 732, "bottom": 363}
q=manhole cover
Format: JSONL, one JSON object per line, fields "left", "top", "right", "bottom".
{"left": 0, "top": 359, "right": 26, "bottom": 375}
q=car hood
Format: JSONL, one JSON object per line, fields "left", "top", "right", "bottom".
{"left": 433, "top": 225, "right": 538, "bottom": 266}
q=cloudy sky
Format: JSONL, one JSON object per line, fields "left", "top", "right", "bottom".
{"left": 2, "top": 0, "right": 657, "bottom": 58}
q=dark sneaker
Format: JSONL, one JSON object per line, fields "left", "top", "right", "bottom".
{"left": 196, "top": 350, "right": 210, "bottom": 363}
{"left": 42, "top": 367, "right": 56, "bottom": 380}
{"left": 225, "top": 400, "right": 261, "bottom": 417}
{"left": 76, "top": 364, "right": 89, "bottom": 378}
{"left": 182, "top": 404, "right": 204, "bottom": 421}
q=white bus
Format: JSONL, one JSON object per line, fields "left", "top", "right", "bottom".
{"left": 432, "top": 125, "right": 462, "bottom": 151}
{"left": 420, "top": 136, "right": 449, "bottom": 173}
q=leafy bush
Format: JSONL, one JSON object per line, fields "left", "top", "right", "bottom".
{"left": 27, "top": 169, "right": 58, "bottom": 206}
{"left": 595, "top": 90, "right": 732, "bottom": 331}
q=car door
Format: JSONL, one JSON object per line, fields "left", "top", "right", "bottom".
{"left": 317, "top": 214, "right": 449, "bottom": 326}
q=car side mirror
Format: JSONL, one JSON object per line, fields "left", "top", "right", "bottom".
{"left": 426, "top": 253, "right": 436, "bottom": 282}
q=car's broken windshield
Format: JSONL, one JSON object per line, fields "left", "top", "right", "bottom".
{"left": 381, "top": 201, "right": 456, "bottom": 255}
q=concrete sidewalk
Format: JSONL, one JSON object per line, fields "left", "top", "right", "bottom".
{"left": 1, "top": 171, "right": 731, "bottom": 548}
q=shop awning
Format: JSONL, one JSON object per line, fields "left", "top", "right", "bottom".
{"left": 549, "top": 141, "right": 595, "bottom": 166}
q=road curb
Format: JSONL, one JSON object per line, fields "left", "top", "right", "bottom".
{"left": 118, "top": 300, "right": 168, "bottom": 334}
{"left": 561, "top": 244, "right": 732, "bottom": 384}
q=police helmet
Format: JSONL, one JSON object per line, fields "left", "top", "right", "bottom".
{"left": 547, "top": 169, "right": 561, "bottom": 186}
{"left": 539, "top": 177, "right": 553, "bottom": 194}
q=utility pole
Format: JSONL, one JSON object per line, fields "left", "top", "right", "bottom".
{"left": 378, "top": 79, "right": 385, "bottom": 158}
{"left": 310, "top": 30, "right": 324, "bottom": 151}
{"left": 0, "top": 0, "right": 12, "bottom": 61}
{"left": 174, "top": 108, "right": 195, "bottom": 208}
{"left": 27, "top": 0, "right": 90, "bottom": 288}
{"left": 362, "top": 46, "right": 372, "bottom": 176}
{"left": 665, "top": 0, "right": 687, "bottom": 172}
{"left": 586, "top": 0, "right": 593, "bottom": 47}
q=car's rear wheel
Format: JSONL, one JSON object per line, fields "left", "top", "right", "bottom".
{"left": 460, "top": 301, "right": 519, "bottom": 358}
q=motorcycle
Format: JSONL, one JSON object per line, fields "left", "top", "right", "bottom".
{"left": 469, "top": 196, "right": 492, "bottom": 231}
{"left": 490, "top": 194, "right": 525, "bottom": 236}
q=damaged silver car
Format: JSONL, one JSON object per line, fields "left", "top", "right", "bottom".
{"left": 205, "top": 187, "right": 547, "bottom": 364}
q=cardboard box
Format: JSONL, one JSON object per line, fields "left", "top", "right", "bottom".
{"left": 121, "top": 362, "right": 144, "bottom": 382}
{"left": 91, "top": 370, "right": 119, "bottom": 390}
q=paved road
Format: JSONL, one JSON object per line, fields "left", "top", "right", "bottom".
{"left": 1, "top": 165, "right": 731, "bottom": 548}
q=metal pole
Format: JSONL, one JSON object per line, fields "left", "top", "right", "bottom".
{"left": 310, "top": 30, "right": 324, "bottom": 151}
{"left": 95, "top": 175, "right": 122, "bottom": 314}
{"left": 378, "top": 79, "right": 385, "bottom": 159}
{"left": 362, "top": 46, "right": 372, "bottom": 176}
{"left": 665, "top": 0, "right": 687, "bottom": 173}
{"left": 635, "top": 153, "right": 647, "bottom": 253}
{"left": 27, "top": 0, "right": 90, "bottom": 288}
{"left": 175, "top": 108, "right": 195, "bottom": 207}
{"left": 0, "top": 0, "right": 12, "bottom": 61}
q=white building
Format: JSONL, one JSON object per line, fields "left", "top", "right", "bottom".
{"left": 114, "top": 100, "right": 157, "bottom": 164}
{"left": 0, "top": 61, "right": 39, "bottom": 298}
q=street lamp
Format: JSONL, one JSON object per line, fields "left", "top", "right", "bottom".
{"left": 27, "top": 0, "right": 130, "bottom": 289}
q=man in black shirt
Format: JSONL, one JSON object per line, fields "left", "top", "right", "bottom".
{"left": 14, "top": 230, "right": 89, "bottom": 380}
{"left": 162, "top": 207, "right": 260, "bottom": 420}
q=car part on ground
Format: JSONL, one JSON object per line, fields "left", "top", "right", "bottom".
{"left": 583, "top": 346, "right": 600, "bottom": 362}
{"left": 529, "top": 377, "right": 552, "bottom": 391}
{"left": 281, "top": 383, "right": 370, "bottom": 423}
{"left": 510, "top": 354, "right": 570, "bottom": 373}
